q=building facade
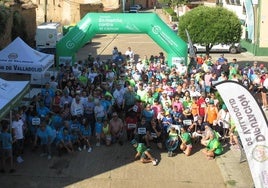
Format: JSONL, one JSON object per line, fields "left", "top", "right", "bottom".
{"left": 221, "top": 0, "right": 268, "bottom": 56}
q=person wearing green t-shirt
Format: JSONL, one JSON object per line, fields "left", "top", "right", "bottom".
{"left": 202, "top": 138, "right": 223, "bottom": 160}
{"left": 131, "top": 139, "right": 158, "bottom": 166}
{"left": 78, "top": 71, "right": 88, "bottom": 87}
{"left": 179, "top": 127, "right": 192, "bottom": 156}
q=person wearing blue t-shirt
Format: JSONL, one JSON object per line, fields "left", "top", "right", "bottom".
{"left": 79, "top": 118, "right": 92, "bottom": 152}
{"left": 95, "top": 117, "right": 103, "bottom": 146}
{"left": 71, "top": 130, "right": 81, "bottom": 151}
{"left": 57, "top": 127, "right": 74, "bottom": 156}
{"left": 37, "top": 101, "right": 53, "bottom": 119}
{"left": 70, "top": 116, "right": 81, "bottom": 133}
{"left": 50, "top": 113, "right": 63, "bottom": 131}
{"left": 141, "top": 104, "right": 155, "bottom": 123}
{"left": 34, "top": 122, "right": 56, "bottom": 160}
{"left": 0, "top": 121, "right": 15, "bottom": 173}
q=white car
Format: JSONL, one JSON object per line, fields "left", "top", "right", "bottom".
{"left": 190, "top": 43, "right": 241, "bottom": 54}
{"left": 133, "top": 4, "right": 142, "bottom": 10}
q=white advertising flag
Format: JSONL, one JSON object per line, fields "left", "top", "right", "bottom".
{"left": 215, "top": 81, "right": 268, "bottom": 188}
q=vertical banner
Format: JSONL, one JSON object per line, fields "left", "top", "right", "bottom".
{"left": 185, "top": 29, "right": 195, "bottom": 59}
{"left": 244, "top": 0, "right": 255, "bottom": 42}
{"left": 215, "top": 81, "right": 268, "bottom": 188}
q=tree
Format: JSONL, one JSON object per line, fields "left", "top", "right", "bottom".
{"left": 178, "top": 6, "right": 242, "bottom": 54}
{"left": 158, "top": 0, "right": 188, "bottom": 7}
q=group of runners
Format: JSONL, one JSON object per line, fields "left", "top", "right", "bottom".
{"left": 2, "top": 45, "right": 266, "bottom": 170}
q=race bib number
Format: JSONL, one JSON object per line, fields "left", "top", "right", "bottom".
{"left": 128, "top": 123, "right": 136, "bottom": 129}
{"left": 133, "top": 105, "right": 138, "bottom": 112}
{"left": 137, "top": 127, "right": 146, "bottom": 134}
{"left": 183, "top": 119, "right": 192, "bottom": 126}
{"left": 151, "top": 132, "right": 157, "bottom": 138}
{"left": 201, "top": 103, "right": 206, "bottom": 108}
{"left": 32, "top": 118, "right": 40, "bottom": 125}
{"left": 76, "top": 108, "right": 82, "bottom": 115}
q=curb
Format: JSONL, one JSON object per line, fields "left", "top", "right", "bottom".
{"left": 216, "top": 146, "right": 254, "bottom": 188}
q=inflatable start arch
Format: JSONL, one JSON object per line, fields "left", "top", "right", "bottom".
{"left": 56, "top": 13, "right": 187, "bottom": 67}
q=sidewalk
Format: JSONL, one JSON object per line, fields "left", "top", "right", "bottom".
{"left": 216, "top": 145, "right": 254, "bottom": 188}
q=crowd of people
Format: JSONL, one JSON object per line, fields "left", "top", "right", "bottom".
{"left": 1, "top": 45, "right": 267, "bottom": 170}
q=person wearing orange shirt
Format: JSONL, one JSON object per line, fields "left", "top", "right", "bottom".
{"left": 204, "top": 100, "right": 218, "bottom": 126}
{"left": 190, "top": 97, "right": 199, "bottom": 118}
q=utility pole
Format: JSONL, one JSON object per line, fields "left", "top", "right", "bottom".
{"left": 44, "top": 0, "right": 48, "bottom": 22}
{"left": 122, "top": 0, "right": 126, "bottom": 12}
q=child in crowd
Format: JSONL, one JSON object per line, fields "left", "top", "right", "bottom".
{"left": 12, "top": 112, "right": 25, "bottom": 163}
{"left": 131, "top": 139, "right": 158, "bottom": 166}
{"left": 101, "top": 119, "right": 112, "bottom": 146}
{"left": 79, "top": 118, "right": 92, "bottom": 152}
{"left": 57, "top": 128, "right": 74, "bottom": 155}
{"left": 179, "top": 126, "right": 192, "bottom": 156}
{"left": 166, "top": 126, "right": 179, "bottom": 157}
{"left": 229, "top": 118, "right": 239, "bottom": 147}
{"left": 71, "top": 130, "right": 82, "bottom": 151}
{"left": 0, "top": 121, "right": 15, "bottom": 173}
{"left": 95, "top": 117, "right": 103, "bottom": 146}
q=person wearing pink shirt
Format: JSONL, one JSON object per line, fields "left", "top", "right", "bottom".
{"left": 204, "top": 70, "right": 212, "bottom": 95}
{"left": 172, "top": 96, "right": 184, "bottom": 114}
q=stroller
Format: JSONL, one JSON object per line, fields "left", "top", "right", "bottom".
{"left": 165, "top": 125, "right": 181, "bottom": 157}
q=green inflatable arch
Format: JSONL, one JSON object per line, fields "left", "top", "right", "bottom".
{"left": 56, "top": 13, "right": 187, "bottom": 67}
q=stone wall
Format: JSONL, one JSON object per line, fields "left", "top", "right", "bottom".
{"left": 0, "top": 0, "right": 126, "bottom": 49}
{"left": 0, "top": 5, "right": 36, "bottom": 49}
{"left": 33, "top": 0, "right": 118, "bottom": 25}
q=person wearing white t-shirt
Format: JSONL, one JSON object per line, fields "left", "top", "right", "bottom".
{"left": 136, "top": 59, "right": 144, "bottom": 73}
{"left": 12, "top": 113, "right": 25, "bottom": 163}
{"left": 70, "top": 95, "right": 84, "bottom": 117}
{"left": 125, "top": 47, "right": 134, "bottom": 62}
{"left": 113, "top": 83, "right": 125, "bottom": 111}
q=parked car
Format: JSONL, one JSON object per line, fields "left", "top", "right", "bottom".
{"left": 133, "top": 4, "right": 142, "bottom": 10}
{"left": 189, "top": 43, "right": 241, "bottom": 54}
{"left": 129, "top": 7, "right": 139, "bottom": 13}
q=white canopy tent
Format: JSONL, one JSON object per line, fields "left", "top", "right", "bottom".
{"left": 0, "top": 37, "right": 54, "bottom": 74}
{"left": 0, "top": 78, "right": 30, "bottom": 120}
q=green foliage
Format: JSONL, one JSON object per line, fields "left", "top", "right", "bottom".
{"left": 11, "top": 11, "right": 27, "bottom": 41}
{"left": 163, "top": 7, "right": 174, "bottom": 15}
{"left": 0, "top": 5, "right": 11, "bottom": 35}
{"left": 163, "top": 7, "right": 179, "bottom": 22}
{"left": 171, "top": 0, "right": 189, "bottom": 6}
{"left": 178, "top": 6, "right": 242, "bottom": 54}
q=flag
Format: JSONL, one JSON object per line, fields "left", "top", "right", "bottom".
{"left": 185, "top": 29, "right": 195, "bottom": 59}
{"left": 215, "top": 80, "right": 268, "bottom": 188}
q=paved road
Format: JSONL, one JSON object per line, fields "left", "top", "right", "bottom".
{"left": 76, "top": 33, "right": 268, "bottom": 68}
{"left": 0, "top": 141, "right": 226, "bottom": 188}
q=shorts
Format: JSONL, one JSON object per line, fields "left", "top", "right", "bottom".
{"left": 106, "top": 135, "right": 112, "bottom": 141}
{"left": 261, "top": 87, "right": 267, "bottom": 93}
{"left": 141, "top": 152, "right": 146, "bottom": 159}
{"left": 186, "top": 144, "right": 193, "bottom": 149}
{"left": 95, "top": 125, "right": 102, "bottom": 134}
{"left": 1, "top": 149, "right": 12, "bottom": 158}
